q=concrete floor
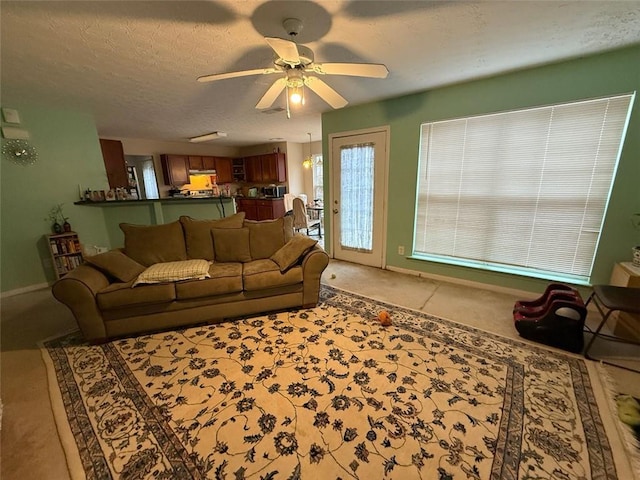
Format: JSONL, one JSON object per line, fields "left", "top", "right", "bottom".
{"left": 1, "top": 259, "right": 638, "bottom": 479}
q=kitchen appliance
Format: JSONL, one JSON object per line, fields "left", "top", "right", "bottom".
{"left": 247, "top": 187, "right": 259, "bottom": 198}
{"left": 263, "top": 185, "right": 287, "bottom": 198}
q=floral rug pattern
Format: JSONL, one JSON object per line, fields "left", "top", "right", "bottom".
{"left": 44, "top": 286, "right": 619, "bottom": 479}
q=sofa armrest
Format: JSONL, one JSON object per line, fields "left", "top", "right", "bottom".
{"left": 301, "top": 245, "right": 329, "bottom": 307}
{"left": 51, "top": 264, "right": 111, "bottom": 342}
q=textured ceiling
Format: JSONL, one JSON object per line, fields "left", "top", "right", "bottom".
{"left": 2, "top": 1, "right": 639, "bottom": 147}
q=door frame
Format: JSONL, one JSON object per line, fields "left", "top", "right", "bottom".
{"left": 327, "top": 126, "right": 390, "bottom": 269}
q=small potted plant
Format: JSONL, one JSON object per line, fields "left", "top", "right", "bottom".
{"left": 45, "top": 204, "right": 70, "bottom": 234}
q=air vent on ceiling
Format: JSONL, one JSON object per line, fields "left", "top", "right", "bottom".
{"left": 261, "top": 107, "right": 286, "bottom": 114}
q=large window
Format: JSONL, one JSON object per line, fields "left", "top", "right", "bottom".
{"left": 414, "top": 94, "right": 634, "bottom": 283}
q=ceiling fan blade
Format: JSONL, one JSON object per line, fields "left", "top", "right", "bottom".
{"left": 310, "top": 62, "right": 389, "bottom": 78}
{"left": 197, "top": 67, "right": 279, "bottom": 83}
{"left": 256, "top": 77, "right": 287, "bottom": 109}
{"left": 265, "top": 37, "right": 300, "bottom": 64}
{"left": 305, "top": 76, "right": 348, "bottom": 109}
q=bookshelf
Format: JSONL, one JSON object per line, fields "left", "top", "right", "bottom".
{"left": 47, "top": 232, "right": 84, "bottom": 280}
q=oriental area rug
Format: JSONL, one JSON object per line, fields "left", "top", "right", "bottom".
{"left": 42, "top": 286, "right": 638, "bottom": 480}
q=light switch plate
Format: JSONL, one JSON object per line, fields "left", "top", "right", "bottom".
{"left": 1, "top": 126, "right": 29, "bottom": 139}
{"left": 2, "top": 108, "right": 20, "bottom": 124}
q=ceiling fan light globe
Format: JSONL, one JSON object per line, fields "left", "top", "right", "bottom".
{"left": 290, "top": 91, "right": 302, "bottom": 104}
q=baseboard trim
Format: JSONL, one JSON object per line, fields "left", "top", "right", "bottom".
{"left": 1, "top": 282, "right": 50, "bottom": 299}
{"left": 385, "top": 265, "right": 536, "bottom": 298}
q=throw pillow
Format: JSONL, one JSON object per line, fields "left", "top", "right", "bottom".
{"left": 211, "top": 227, "right": 251, "bottom": 263}
{"left": 179, "top": 212, "right": 246, "bottom": 260}
{"left": 270, "top": 235, "right": 318, "bottom": 272}
{"left": 244, "top": 218, "right": 286, "bottom": 260}
{"left": 120, "top": 221, "right": 187, "bottom": 266}
{"left": 132, "top": 259, "right": 211, "bottom": 287}
{"left": 85, "top": 250, "right": 146, "bottom": 283}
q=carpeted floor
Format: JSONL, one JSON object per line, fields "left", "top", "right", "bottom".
{"left": 42, "top": 285, "right": 637, "bottom": 479}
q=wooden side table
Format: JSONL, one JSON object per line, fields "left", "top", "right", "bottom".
{"left": 609, "top": 262, "right": 640, "bottom": 341}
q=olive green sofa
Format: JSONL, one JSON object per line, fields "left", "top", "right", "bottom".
{"left": 52, "top": 213, "right": 329, "bottom": 343}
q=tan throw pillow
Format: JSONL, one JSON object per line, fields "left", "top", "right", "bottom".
{"left": 244, "top": 218, "right": 286, "bottom": 260}
{"left": 211, "top": 227, "right": 251, "bottom": 263}
{"left": 270, "top": 235, "right": 318, "bottom": 272}
{"left": 85, "top": 250, "right": 146, "bottom": 283}
{"left": 180, "top": 212, "right": 246, "bottom": 260}
{"left": 132, "top": 259, "right": 211, "bottom": 287}
{"left": 120, "top": 221, "right": 187, "bottom": 267}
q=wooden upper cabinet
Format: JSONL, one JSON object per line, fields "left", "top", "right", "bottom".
{"left": 260, "top": 153, "right": 287, "bottom": 183}
{"left": 202, "top": 156, "right": 216, "bottom": 171}
{"left": 188, "top": 156, "right": 204, "bottom": 170}
{"left": 160, "top": 152, "right": 251, "bottom": 185}
{"left": 160, "top": 154, "right": 189, "bottom": 186}
{"left": 99, "top": 139, "right": 128, "bottom": 188}
{"left": 245, "top": 156, "right": 263, "bottom": 182}
{"left": 243, "top": 153, "right": 286, "bottom": 183}
{"left": 214, "top": 157, "right": 233, "bottom": 183}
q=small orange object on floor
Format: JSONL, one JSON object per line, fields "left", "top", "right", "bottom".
{"left": 378, "top": 310, "right": 392, "bottom": 326}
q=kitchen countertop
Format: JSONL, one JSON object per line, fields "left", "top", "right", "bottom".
{"left": 74, "top": 196, "right": 235, "bottom": 206}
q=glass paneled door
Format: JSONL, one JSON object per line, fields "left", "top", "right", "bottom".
{"left": 331, "top": 129, "right": 388, "bottom": 267}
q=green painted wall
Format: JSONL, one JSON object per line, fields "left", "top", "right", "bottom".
{"left": 322, "top": 45, "right": 640, "bottom": 291}
{"left": 0, "top": 106, "right": 111, "bottom": 292}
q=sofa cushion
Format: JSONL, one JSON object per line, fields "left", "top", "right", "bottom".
{"left": 243, "top": 259, "right": 303, "bottom": 291}
{"left": 211, "top": 227, "right": 251, "bottom": 263}
{"left": 120, "top": 221, "right": 187, "bottom": 267}
{"left": 175, "top": 262, "right": 243, "bottom": 299}
{"left": 132, "top": 259, "right": 212, "bottom": 287}
{"left": 97, "top": 281, "right": 176, "bottom": 311}
{"left": 244, "top": 218, "right": 286, "bottom": 260}
{"left": 283, "top": 215, "right": 294, "bottom": 243}
{"left": 85, "top": 250, "right": 146, "bottom": 282}
{"left": 180, "top": 212, "right": 246, "bottom": 260}
{"left": 271, "top": 235, "right": 318, "bottom": 272}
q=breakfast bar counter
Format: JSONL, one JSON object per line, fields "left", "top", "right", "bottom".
{"left": 75, "top": 196, "right": 237, "bottom": 247}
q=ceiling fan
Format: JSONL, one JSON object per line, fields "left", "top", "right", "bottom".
{"left": 197, "top": 18, "right": 389, "bottom": 117}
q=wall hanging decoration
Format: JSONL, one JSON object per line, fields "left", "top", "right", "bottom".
{"left": 1, "top": 139, "right": 38, "bottom": 166}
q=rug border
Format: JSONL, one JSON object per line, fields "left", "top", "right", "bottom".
{"left": 591, "top": 362, "right": 640, "bottom": 480}
{"left": 39, "top": 333, "right": 87, "bottom": 480}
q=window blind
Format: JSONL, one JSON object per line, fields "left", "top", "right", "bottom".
{"left": 414, "top": 94, "right": 634, "bottom": 283}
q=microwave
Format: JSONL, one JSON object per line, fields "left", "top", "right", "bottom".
{"left": 263, "top": 185, "right": 287, "bottom": 198}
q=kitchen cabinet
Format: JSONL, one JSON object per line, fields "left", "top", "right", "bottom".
{"left": 188, "top": 156, "right": 217, "bottom": 171}
{"left": 244, "top": 157, "right": 262, "bottom": 183}
{"left": 160, "top": 154, "right": 189, "bottom": 186}
{"left": 99, "top": 139, "right": 129, "bottom": 188}
{"left": 235, "top": 198, "right": 285, "bottom": 221}
{"left": 262, "top": 153, "right": 287, "bottom": 183}
{"left": 232, "top": 158, "right": 246, "bottom": 182}
{"left": 214, "top": 157, "right": 233, "bottom": 183}
{"left": 184, "top": 155, "right": 232, "bottom": 183}
{"left": 244, "top": 153, "right": 287, "bottom": 183}
{"left": 188, "top": 156, "right": 204, "bottom": 170}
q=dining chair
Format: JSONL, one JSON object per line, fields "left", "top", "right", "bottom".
{"left": 583, "top": 285, "right": 640, "bottom": 372}
{"left": 292, "top": 197, "right": 322, "bottom": 238}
